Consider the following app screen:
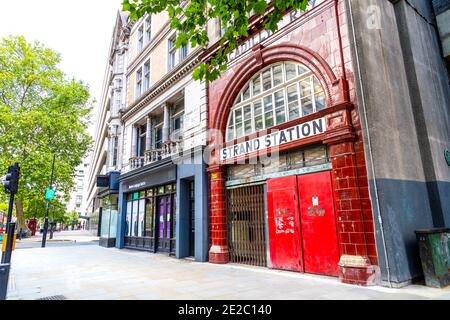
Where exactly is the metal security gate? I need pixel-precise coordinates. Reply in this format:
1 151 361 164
227 184 267 267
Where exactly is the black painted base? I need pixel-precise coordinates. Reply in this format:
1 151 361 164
99 237 116 248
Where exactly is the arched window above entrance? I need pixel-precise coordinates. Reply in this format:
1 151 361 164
225 62 326 142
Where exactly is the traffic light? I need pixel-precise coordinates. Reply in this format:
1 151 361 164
2 163 20 194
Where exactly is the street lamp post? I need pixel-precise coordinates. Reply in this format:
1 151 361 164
41 154 56 248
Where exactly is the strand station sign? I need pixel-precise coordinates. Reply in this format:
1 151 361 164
221 117 327 161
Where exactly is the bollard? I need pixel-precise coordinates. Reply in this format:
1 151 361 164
1 223 16 265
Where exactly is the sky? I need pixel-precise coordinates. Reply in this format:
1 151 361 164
0 0 124 136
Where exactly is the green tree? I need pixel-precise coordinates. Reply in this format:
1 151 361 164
0 36 93 230
122 0 309 81
62 211 80 228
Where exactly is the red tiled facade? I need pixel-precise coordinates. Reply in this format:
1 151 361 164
206 0 380 285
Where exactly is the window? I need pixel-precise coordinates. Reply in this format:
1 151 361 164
218 19 228 38
137 124 147 156
171 112 184 140
226 62 326 141
136 69 142 98
116 54 124 73
168 35 176 70
138 27 144 51
154 125 163 149
168 33 188 70
149 114 164 150
179 43 188 61
145 16 151 43
112 136 118 167
114 90 122 112
124 184 176 244
143 60 150 91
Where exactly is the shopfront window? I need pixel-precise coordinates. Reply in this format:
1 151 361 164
226 62 326 141
100 194 118 239
125 183 176 245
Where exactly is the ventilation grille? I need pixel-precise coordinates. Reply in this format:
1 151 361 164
37 295 66 300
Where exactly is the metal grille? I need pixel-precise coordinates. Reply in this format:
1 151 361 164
37 295 66 300
227 184 267 267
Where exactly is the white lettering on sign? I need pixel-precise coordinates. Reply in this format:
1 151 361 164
221 117 327 161
313 197 319 206
128 182 146 190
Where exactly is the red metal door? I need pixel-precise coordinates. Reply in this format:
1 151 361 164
298 172 340 276
267 176 304 272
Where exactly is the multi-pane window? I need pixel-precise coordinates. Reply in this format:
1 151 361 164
125 184 176 241
136 69 142 98
168 35 177 70
179 43 188 61
114 89 121 112
137 124 147 156
226 62 326 141
168 33 189 70
145 16 151 43
112 136 118 167
151 114 164 149
138 27 144 52
116 54 124 73
144 60 150 91
171 112 184 140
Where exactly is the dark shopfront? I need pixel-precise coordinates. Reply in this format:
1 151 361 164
117 160 177 255
124 183 176 254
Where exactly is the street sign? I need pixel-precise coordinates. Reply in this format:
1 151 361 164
445 150 450 166
45 188 55 200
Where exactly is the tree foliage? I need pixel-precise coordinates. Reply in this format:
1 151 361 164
0 36 93 229
122 0 309 81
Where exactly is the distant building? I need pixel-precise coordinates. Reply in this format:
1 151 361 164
67 159 89 217
84 11 131 241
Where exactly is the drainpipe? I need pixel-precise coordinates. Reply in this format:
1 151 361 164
335 0 350 102
346 0 393 287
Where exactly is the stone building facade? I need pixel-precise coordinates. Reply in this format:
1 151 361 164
114 8 209 262
85 11 131 243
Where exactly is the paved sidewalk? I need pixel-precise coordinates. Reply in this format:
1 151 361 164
5 242 450 300
14 230 99 249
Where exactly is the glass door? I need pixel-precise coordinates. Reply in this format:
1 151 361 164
189 181 195 257
156 194 174 253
